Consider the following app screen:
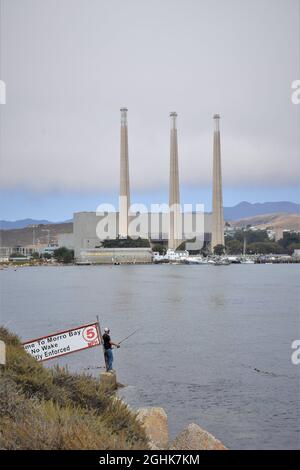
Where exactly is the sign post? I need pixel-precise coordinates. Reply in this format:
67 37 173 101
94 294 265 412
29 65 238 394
23 322 101 362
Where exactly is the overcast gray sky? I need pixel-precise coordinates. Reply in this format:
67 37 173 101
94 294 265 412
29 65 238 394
0 0 299 198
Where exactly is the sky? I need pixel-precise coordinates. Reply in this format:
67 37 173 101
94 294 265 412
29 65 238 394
0 0 299 221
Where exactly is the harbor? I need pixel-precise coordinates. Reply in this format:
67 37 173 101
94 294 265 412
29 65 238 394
152 249 300 265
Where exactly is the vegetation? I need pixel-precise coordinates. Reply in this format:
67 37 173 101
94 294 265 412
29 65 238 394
151 244 166 255
245 242 282 255
225 229 300 255
53 247 74 263
213 244 225 255
225 239 243 255
102 236 150 248
278 231 300 252
0 327 148 450
9 252 26 259
42 252 52 260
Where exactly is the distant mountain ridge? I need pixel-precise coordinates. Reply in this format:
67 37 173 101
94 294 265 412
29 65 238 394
0 202 299 229
0 218 73 230
223 201 299 220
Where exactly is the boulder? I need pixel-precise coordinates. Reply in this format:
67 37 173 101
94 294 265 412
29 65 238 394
100 371 117 391
169 423 227 450
137 407 169 449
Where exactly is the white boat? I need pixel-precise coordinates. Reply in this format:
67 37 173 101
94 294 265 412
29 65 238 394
152 252 166 263
165 249 189 263
240 257 255 264
186 256 209 265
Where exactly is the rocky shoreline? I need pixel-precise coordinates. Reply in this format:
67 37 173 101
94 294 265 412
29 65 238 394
100 371 227 450
137 407 227 450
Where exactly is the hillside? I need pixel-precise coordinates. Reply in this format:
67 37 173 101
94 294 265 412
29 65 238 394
231 212 300 238
0 219 53 230
223 201 300 220
0 327 148 450
0 222 73 248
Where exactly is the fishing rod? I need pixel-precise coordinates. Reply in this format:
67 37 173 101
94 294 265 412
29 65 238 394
118 328 140 345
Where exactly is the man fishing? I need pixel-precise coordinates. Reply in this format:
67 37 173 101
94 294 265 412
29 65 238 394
102 327 120 372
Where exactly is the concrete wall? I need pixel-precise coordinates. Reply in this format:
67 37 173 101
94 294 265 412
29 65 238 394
57 232 74 249
73 211 212 258
77 248 153 264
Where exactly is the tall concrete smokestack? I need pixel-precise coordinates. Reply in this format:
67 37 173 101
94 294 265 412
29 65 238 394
169 112 181 250
119 107 130 238
211 114 224 251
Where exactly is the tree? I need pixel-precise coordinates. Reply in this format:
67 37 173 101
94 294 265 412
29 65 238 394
213 244 225 255
246 242 281 254
102 236 150 248
9 252 25 259
53 247 74 263
226 239 243 254
151 244 165 255
278 232 300 249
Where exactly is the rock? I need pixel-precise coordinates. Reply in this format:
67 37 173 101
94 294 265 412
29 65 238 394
137 407 169 449
100 371 117 391
169 423 227 450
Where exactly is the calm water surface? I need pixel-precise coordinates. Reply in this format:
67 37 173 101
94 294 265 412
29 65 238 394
1 264 299 449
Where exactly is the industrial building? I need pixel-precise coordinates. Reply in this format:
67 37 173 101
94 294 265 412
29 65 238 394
73 210 212 260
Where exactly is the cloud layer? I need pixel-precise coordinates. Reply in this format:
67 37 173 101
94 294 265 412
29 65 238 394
0 0 299 192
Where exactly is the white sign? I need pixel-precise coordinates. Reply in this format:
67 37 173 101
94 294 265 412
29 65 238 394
23 322 101 362
0 340 6 365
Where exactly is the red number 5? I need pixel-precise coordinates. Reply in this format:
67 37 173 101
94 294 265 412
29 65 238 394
83 326 97 342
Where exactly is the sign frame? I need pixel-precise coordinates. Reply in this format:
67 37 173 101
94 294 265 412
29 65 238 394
22 321 102 362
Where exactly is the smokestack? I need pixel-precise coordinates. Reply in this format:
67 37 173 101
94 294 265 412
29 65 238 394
119 107 130 238
169 112 181 250
211 114 224 251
